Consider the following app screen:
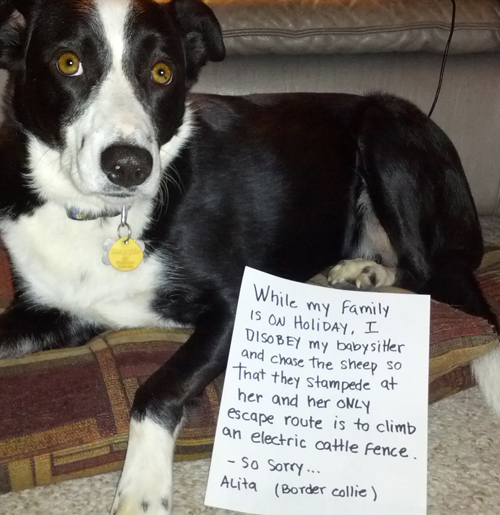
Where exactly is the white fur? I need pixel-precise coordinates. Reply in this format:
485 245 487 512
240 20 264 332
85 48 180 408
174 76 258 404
473 346 500 417
328 258 397 289
0 202 175 328
111 417 178 515
355 187 398 267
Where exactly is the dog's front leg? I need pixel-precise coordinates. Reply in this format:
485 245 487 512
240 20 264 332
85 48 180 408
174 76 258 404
111 302 233 515
0 301 103 358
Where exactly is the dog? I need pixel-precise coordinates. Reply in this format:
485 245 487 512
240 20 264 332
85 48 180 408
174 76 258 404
0 0 496 513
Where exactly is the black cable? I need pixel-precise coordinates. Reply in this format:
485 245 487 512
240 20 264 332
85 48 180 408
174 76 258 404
428 0 456 117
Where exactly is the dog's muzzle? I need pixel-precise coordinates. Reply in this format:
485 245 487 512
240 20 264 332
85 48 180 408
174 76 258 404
101 144 153 188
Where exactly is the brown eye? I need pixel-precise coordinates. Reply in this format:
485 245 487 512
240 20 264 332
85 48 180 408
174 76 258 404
151 62 172 85
57 52 82 76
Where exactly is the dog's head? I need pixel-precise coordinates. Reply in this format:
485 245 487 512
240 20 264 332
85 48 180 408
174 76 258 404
0 0 224 212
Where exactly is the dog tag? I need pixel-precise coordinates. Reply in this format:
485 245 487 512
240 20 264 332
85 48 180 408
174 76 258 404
103 237 145 271
102 205 145 271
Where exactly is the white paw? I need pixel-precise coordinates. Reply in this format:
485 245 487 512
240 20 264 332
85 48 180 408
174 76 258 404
327 258 396 289
111 418 176 515
112 495 170 515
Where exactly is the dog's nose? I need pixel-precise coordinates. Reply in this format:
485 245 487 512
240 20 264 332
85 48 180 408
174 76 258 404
101 145 153 188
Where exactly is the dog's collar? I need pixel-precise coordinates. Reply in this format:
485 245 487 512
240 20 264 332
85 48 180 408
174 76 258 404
66 207 122 221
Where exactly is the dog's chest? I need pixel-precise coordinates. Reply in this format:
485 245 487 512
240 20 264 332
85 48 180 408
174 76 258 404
0 204 175 329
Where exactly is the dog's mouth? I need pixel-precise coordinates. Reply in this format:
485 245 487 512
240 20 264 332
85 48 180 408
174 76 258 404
97 188 148 205
84 178 159 208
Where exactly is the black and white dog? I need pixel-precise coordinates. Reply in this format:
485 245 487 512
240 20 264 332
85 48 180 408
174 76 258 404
0 0 496 513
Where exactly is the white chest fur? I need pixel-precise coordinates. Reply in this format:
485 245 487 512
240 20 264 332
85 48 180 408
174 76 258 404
0 203 176 329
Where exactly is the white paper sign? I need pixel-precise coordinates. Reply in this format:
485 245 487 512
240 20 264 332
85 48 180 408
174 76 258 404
205 267 430 515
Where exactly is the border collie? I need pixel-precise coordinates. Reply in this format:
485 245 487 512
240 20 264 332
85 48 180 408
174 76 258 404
0 0 496 513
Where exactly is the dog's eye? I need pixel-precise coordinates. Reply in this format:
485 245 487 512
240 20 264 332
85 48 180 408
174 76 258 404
151 62 172 85
57 52 83 76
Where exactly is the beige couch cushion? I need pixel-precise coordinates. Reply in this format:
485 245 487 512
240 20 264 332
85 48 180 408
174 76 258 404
207 0 500 55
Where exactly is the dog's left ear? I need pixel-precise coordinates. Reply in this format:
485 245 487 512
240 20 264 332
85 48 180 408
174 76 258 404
169 0 225 87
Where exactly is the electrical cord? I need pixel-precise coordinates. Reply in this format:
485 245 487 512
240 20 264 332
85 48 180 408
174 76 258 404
428 0 456 117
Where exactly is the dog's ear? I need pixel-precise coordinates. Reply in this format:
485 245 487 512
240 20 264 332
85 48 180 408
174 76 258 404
169 0 225 87
0 0 34 71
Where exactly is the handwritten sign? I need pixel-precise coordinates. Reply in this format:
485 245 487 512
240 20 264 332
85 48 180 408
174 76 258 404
205 267 430 515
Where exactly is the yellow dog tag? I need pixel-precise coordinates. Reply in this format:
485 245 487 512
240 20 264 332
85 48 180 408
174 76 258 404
102 206 145 271
103 237 144 271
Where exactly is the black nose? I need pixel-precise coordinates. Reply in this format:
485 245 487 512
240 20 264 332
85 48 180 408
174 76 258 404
101 144 153 188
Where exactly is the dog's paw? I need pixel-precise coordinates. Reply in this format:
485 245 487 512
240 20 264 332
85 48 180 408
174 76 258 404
327 258 396 289
112 493 170 515
111 473 171 515
111 418 175 515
